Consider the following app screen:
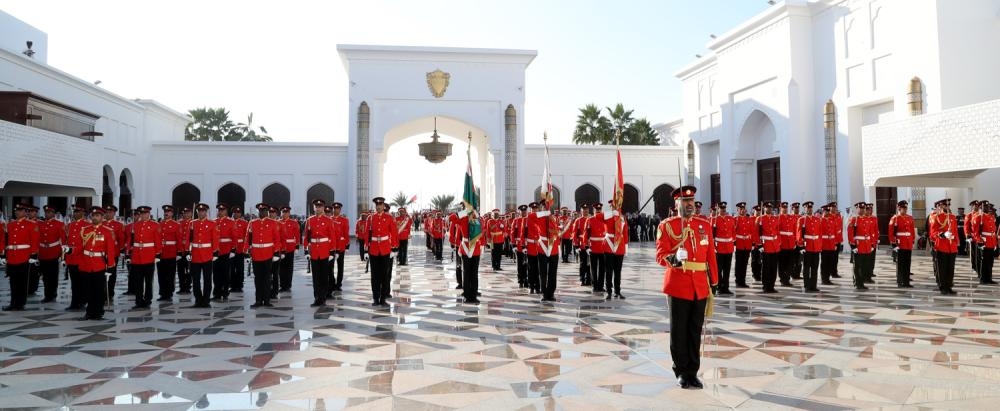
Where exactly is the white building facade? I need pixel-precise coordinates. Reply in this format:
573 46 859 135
676 0 1000 234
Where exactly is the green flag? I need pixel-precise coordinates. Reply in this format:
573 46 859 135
463 139 483 246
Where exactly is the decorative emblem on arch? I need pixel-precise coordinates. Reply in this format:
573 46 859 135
426 69 451 98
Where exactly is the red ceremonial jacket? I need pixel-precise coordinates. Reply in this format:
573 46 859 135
38 218 66 260
365 212 399 256
246 218 282 262
76 223 118 273
712 214 736 254
888 214 917 250
188 218 220 263
656 216 718 301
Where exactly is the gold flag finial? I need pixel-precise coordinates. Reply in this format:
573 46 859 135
543 131 548 142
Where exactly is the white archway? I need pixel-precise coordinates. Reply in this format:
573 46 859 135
731 109 778 204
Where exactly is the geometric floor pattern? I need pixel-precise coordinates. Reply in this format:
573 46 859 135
2 237 1000 410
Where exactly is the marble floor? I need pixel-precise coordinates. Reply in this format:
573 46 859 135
2 240 1000 410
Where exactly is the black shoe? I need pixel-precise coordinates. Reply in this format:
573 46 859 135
791 276 802 280
605 294 613 300
385 294 393 299
804 288 819 293
856 285 869 290
379 301 390 307
157 297 171 302
456 284 463 289
735 284 749 288
372 302 380 306
41 297 56 303
762 288 778 294
864 279 875 284
831 274 842 278
310 302 324 307
719 290 734 296
464 298 480 304
123 291 135 296
250 303 263 308
944 289 958 295
616 293 626 299
77 316 94 321
678 376 692 389
2 305 25 311
263 302 273 307
178 290 191 295
982 281 998 285
821 281 835 285
689 376 704 389
780 282 793 287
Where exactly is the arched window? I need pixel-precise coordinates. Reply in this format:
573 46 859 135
623 183 639 214
262 183 291 209
172 183 201 210
574 184 600 211
118 170 133 217
652 184 676 220
306 183 335 212
686 140 696 183
218 183 246 211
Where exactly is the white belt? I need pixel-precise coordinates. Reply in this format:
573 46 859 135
804 235 819 240
41 241 62 248
132 242 155 248
6 245 30 250
821 235 834 239
736 235 750 240
237 239 245 243
192 243 212 248
780 231 794 236
761 236 776 241
590 237 604 241
83 250 104 257
981 232 994 237
252 243 274 248
310 238 330 243
220 239 232 243
896 233 911 237
853 236 867 240
163 241 177 245
285 239 296 243
606 234 615 239
371 236 389 242
526 239 537 244
716 238 733 243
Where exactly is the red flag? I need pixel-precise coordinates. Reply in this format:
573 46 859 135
612 148 624 211
408 194 417 204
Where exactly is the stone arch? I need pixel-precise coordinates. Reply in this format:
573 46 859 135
101 165 115 208
118 168 133 217
733 109 779 204
262 183 291 209
574 183 600 211
623 183 640 214
217 182 246 211
172 182 200 210
652 184 676 219
533 185 561 209
306 183 335 212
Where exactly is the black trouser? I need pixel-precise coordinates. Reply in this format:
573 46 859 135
177 254 191 292
462 255 480 300
398 239 409 265
132 263 154 306
931 248 940 288
820 250 836 282
936 251 956 292
310 258 330 304
761 252 779 291
252 260 272 304
157 258 177 299
778 249 794 284
126 259 135 295
67 265 84 308
369 255 390 303
84 270 106 319
279 251 294 290
491 243 503 270
538 254 558 299
39 259 59 300
979 247 995 284
433 238 443 260
715 253 732 292
28 260 40 295
516 251 527 286
527 254 540 291
230 253 245 291
332 251 345 289
793 247 803 278
5 263 29 308
358 239 367 260
579 248 590 283
668 296 708 380
853 252 874 287
107 255 119 300
751 248 762 280
734 250 749 286
971 242 981 276
213 254 231 298
590 252 606 291
896 249 912 286
606 253 623 294
561 239 572 262
803 251 819 290
190 262 213 305
453 248 462 285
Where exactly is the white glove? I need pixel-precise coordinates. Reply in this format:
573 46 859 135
586 248 592 255
125 259 131 265
212 256 218 262
154 258 161 263
61 260 67 268
272 255 280 262
29 258 39 265
676 248 688 262
364 252 369 259
185 254 192 262
967 238 973 243
800 248 806 255
229 252 235 258
176 255 182 261
0 258 7 266
328 255 334 261
945 231 954 240
624 245 629 256
62 245 70 254
279 254 286 260
390 252 397 259
851 248 857 254
893 246 899 252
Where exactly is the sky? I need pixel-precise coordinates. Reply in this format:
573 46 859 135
0 0 769 201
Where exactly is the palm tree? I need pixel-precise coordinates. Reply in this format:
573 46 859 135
185 107 239 141
606 103 635 140
430 194 455 212
234 112 273 142
626 118 660 145
389 191 415 208
572 104 611 145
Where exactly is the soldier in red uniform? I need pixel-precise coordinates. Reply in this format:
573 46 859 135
126 206 161 309
848 203 878 289
38 205 66 303
76 206 118 320
583 202 608 294
575 204 592 286
487 209 505 271
25 205 42 296
65 205 89 310
432 211 446 261
524 202 544 294
559 207 573 264
158 205 180 301
303 199 335 307
754 202 781 293
888 201 916 288
277 206 299 292
796 202 823 292
454 206 485 303
750 205 763 281
512 205 529 288
177 207 193 294
230 206 249 293
777 202 797 286
712 202 736 295
732 202 753 289
829 202 844 278
330 202 351 291
972 201 998 285
186 203 220 308
103 205 126 301
2 204 40 311
655 186 717 390
790 202 804 279
123 209 138 297
212 204 236 302
395 206 412 266
929 199 958 294
966 200 981 275
356 213 368 261
366 197 399 306
534 204 562 302
604 200 629 299
246 203 280 307
819 204 838 285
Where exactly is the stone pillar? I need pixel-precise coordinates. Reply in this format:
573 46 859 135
357 102 370 217
823 100 838 204
908 78 927 230
504 105 518 212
